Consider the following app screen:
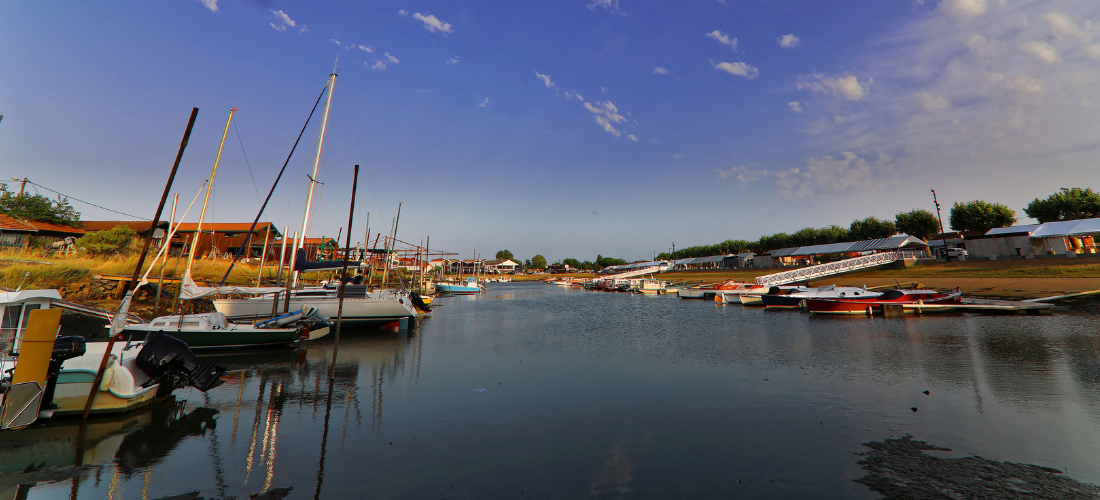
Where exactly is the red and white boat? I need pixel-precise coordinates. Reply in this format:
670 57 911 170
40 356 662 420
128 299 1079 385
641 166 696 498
806 288 962 315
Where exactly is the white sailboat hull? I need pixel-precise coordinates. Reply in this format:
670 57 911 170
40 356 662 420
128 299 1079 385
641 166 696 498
213 294 417 323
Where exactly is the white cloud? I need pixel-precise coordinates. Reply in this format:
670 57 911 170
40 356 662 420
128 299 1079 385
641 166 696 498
271 24 286 32
706 30 738 51
941 0 988 22
398 9 407 16
583 101 626 137
778 34 800 49
714 61 759 79
358 45 374 53
412 13 453 34
565 90 584 101
1087 45 1100 60
916 92 950 112
477 98 489 108
775 152 884 197
652 66 669 75
1044 12 1090 41
1021 40 1059 64
788 101 803 113
797 74 869 100
370 61 386 71
331 39 341 46
199 0 217 12
627 134 638 141
587 0 624 15
533 70 556 89
447 56 460 65
269 10 297 31
384 52 400 64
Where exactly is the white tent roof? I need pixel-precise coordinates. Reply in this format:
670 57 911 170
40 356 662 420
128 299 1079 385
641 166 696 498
1030 218 1100 238
986 225 1041 236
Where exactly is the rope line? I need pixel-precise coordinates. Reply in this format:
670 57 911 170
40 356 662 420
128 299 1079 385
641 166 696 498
26 180 145 219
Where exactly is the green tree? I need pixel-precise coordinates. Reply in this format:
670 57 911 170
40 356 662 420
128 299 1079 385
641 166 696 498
495 249 515 261
530 254 547 269
949 200 1017 233
562 258 582 269
76 225 137 256
0 183 80 227
1023 187 1100 223
894 209 941 240
849 216 897 241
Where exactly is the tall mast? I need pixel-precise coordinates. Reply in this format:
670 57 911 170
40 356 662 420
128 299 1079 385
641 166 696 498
185 107 236 276
295 69 338 287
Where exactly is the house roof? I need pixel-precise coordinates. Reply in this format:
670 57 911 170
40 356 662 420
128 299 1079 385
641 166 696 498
300 237 337 246
172 222 281 236
985 224 1041 237
0 215 37 232
25 220 85 235
484 259 519 266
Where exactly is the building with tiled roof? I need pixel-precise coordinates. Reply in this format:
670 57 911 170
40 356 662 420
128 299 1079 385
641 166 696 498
0 215 37 249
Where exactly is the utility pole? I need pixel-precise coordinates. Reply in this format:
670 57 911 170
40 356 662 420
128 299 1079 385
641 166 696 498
18 178 27 197
931 189 946 257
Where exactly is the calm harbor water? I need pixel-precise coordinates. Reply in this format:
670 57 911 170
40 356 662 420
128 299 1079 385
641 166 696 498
12 282 1100 499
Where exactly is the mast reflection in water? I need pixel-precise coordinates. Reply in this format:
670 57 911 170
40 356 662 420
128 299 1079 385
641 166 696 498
9 284 1100 498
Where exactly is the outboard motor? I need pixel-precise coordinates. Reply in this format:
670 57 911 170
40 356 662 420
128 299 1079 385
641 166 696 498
135 333 225 392
41 336 87 415
409 292 432 312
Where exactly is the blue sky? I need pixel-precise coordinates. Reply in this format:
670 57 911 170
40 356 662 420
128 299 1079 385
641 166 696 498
3 0 1100 263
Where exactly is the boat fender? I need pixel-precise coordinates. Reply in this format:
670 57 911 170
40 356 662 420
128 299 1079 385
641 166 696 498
99 355 119 392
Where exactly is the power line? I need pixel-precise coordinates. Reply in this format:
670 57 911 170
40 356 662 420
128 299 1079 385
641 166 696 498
25 180 145 219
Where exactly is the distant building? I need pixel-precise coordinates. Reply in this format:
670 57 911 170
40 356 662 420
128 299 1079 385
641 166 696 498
483 258 520 273
170 222 283 259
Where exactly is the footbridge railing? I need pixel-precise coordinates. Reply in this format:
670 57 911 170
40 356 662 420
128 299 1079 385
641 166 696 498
755 251 915 286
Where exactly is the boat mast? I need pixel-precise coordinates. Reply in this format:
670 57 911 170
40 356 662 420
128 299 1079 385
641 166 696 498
295 67 338 287
185 107 237 278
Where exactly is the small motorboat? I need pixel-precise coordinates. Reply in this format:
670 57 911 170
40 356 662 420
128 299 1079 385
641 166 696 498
678 280 754 300
436 277 485 294
118 308 330 350
761 285 883 309
806 288 963 315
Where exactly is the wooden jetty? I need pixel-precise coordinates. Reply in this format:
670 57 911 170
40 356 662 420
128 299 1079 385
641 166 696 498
890 297 1054 316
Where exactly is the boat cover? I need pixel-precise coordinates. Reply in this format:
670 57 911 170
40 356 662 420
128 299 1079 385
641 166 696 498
178 270 286 300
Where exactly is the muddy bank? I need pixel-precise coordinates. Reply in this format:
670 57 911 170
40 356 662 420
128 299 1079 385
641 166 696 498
855 436 1100 499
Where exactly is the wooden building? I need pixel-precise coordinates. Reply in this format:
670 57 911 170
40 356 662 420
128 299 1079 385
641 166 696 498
0 215 37 249
171 222 283 260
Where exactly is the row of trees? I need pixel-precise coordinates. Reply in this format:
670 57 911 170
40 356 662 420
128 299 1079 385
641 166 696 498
494 249 629 271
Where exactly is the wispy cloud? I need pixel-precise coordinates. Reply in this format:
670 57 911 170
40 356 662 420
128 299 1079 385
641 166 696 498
788 101 803 113
587 0 624 15
714 61 759 79
384 52 400 64
270 9 296 32
778 33 800 48
584 101 627 137
199 0 217 12
369 61 386 71
533 70 556 89
797 74 869 100
706 30 738 50
565 90 584 101
652 66 669 75
331 39 341 46
397 9 408 16
477 98 490 108
447 56 460 65
715 165 768 183
412 13 453 34
627 134 638 142
358 45 374 53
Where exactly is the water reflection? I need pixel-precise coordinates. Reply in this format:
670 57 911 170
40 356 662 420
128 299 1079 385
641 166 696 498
8 285 1100 498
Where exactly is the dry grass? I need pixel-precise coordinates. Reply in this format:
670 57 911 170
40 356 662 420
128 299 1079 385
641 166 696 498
0 248 286 290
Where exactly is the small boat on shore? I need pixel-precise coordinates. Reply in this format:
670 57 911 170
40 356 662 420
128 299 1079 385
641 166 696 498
678 280 754 300
806 288 962 315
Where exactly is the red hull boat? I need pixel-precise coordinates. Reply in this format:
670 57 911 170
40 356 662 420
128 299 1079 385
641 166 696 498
806 288 962 315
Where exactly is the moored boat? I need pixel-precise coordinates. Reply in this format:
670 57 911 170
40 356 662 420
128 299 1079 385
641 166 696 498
761 285 883 309
436 277 485 294
806 288 963 315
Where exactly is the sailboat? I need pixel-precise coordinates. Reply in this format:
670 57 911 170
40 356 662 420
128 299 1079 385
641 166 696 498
119 108 331 350
211 69 420 325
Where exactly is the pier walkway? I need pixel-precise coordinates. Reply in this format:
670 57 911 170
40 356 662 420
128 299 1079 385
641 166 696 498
755 251 920 286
